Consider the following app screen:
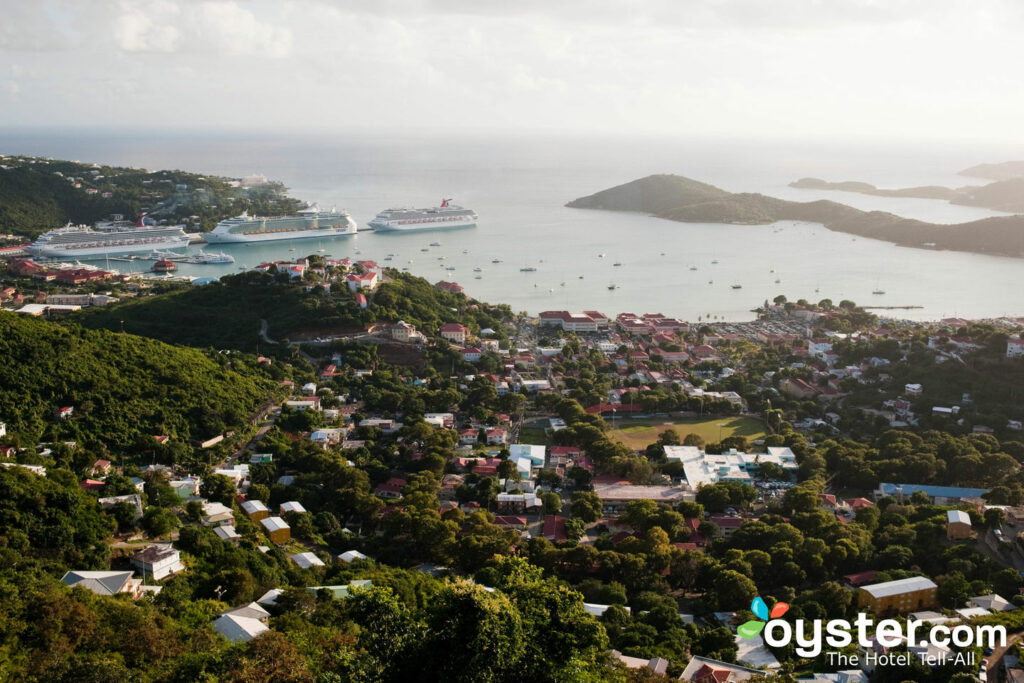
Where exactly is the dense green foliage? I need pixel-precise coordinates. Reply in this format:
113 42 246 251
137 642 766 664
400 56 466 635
0 156 300 237
0 311 274 447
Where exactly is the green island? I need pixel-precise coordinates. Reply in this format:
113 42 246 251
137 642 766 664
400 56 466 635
0 155 301 238
567 174 1024 258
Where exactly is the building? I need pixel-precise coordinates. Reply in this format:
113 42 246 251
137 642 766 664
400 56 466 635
260 516 291 544
130 544 185 581
391 320 418 342
663 445 799 488
946 509 973 540
61 570 142 599
593 483 693 514
1007 338 1024 359
859 577 938 616
440 322 469 344
679 655 763 682
435 281 463 294
345 271 378 292
876 483 989 506
241 499 270 521
461 347 483 362
338 550 368 563
291 552 326 569
212 610 270 643
538 310 600 332
280 501 307 515
201 501 235 526
97 493 145 521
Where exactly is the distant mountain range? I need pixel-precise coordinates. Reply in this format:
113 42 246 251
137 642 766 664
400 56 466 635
789 176 1024 213
566 174 1024 258
959 160 1024 181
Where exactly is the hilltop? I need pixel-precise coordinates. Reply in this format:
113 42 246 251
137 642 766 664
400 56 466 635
0 311 275 448
0 155 302 238
790 176 1024 213
960 160 1024 181
568 174 1024 258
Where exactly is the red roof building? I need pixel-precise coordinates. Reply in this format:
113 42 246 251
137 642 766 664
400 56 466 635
543 515 568 542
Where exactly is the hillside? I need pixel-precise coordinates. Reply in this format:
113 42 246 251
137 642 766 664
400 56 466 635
960 160 1024 181
0 311 275 448
790 176 1024 213
568 174 1024 258
0 155 301 238
74 270 513 351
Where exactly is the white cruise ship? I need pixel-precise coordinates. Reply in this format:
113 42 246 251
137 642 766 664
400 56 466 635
203 205 356 244
368 199 477 232
28 215 190 258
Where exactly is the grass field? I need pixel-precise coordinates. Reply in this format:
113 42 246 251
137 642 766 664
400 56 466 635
517 427 549 445
608 416 766 450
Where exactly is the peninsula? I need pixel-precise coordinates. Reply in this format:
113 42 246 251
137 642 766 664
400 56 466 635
567 174 1024 258
790 176 1024 213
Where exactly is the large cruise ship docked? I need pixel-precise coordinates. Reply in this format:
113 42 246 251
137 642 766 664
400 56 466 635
27 215 190 258
203 205 357 244
367 199 477 232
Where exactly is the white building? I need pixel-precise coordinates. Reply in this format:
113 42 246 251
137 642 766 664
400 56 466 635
130 544 185 581
1007 338 1024 359
291 551 326 569
663 445 799 488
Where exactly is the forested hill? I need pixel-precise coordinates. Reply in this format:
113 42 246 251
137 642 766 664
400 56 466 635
0 311 275 448
0 155 301 237
567 174 1024 258
75 270 513 352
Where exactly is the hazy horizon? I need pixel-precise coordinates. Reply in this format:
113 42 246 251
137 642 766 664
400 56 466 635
2 1 1023 144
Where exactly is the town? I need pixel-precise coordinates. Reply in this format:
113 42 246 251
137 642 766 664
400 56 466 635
3 250 1024 682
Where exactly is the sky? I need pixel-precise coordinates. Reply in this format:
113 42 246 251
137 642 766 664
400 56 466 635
1 0 1022 142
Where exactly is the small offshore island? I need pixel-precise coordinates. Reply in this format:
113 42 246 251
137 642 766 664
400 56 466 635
567 174 1024 258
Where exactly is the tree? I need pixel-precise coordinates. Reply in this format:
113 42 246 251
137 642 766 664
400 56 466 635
571 491 603 522
200 473 236 506
713 569 757 610
141 506 179 537
682 433 706 447
540 491 562 515
497 458 519 481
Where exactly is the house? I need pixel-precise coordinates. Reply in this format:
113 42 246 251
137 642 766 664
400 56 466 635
62 570 142 599
214 525 241 542
946 509 973 540
241 499 270 521
859 577 938 616
338 550 368 563
280 501 307 515
201 501 235 526
307 580 373 599
970 594 1015 612
461 347 483 362
375 477 407 500
543 515 568 541
440 322 469 344
91 459 112 476
345 271 378 292
781 378 817 399
130 544 185 581
56 406 74 420
291 552 326 569
260 516 291 544
391 320 418 342
593 483 693 514
212 612 269 643
679 655 763 682
609 650 669 676
435 281 464 294
97 493 145 521
1008 338 1024 359
537 311 599 332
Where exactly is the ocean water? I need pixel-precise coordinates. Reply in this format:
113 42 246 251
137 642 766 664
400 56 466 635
2 128 1022 322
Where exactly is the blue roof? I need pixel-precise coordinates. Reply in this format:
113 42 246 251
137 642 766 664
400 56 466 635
879 483 988 498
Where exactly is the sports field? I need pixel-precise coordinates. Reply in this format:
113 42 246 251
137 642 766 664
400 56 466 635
608 415 766 450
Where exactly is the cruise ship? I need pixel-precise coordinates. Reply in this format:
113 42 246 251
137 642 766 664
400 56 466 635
27 215 190 258
203 205 356 244
367 199 477 232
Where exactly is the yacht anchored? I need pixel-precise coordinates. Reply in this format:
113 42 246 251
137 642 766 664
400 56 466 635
27 215 190 258
203 205 356 244
368 200 477 232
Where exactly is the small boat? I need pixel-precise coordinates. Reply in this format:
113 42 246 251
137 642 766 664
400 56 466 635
289 247 296 251
660 252 666 256
446 266 456 271
520 267 537 272
607 284 616 290
774 278 781 284
560 282 565 287
598 253 606 258
384 256 393 261
708 280 714 284
473 267 482 272
731 284 742 289
462 249 468 254
492 259 502 263
689 266 698 271
548 288 554 292
613 262 622 267
873 289 885 295
421 248 429 252
711 259 719 264
578 276 584 279
474 275 482 279
430 241 441 247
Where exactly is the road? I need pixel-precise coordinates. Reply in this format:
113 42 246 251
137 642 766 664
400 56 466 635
984 630 1022 679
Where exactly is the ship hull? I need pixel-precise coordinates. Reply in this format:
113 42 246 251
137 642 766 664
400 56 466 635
202 225 357 244
28 236 191 258
369 220 476 233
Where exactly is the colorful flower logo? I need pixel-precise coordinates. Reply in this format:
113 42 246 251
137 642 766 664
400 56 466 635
738 597 789 639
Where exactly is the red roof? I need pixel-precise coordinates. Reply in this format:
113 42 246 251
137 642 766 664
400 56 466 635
440 322 469 333
843 570 879 586
493 516 528 527
543 515 568 541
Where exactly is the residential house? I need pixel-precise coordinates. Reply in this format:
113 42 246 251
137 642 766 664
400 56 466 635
859 577 938 616
440 322 469 344
130 544 185 581
291 552 326 569
201 501 235 527
280 501 307 515
62 570 142 599
461 347 483 362
679 655 763 682
241 499 270 522
946 510 973 540
97 493 145 521
260 516 291 544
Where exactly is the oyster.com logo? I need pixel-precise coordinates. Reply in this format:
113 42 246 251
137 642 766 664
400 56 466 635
738 597 788 639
